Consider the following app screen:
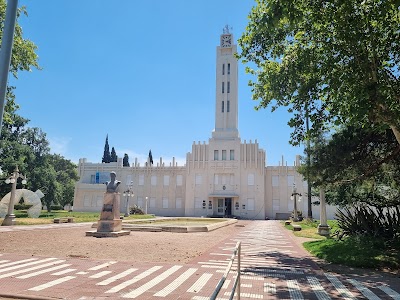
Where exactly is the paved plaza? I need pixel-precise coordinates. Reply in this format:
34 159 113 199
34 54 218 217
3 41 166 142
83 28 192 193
0 220 399 299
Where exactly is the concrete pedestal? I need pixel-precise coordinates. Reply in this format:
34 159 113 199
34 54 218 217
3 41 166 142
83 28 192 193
317 224 331 236
86 193 130 238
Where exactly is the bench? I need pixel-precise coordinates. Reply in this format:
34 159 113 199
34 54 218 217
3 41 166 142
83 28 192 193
53 217 74 223
284 220 291 225
292 224 302 231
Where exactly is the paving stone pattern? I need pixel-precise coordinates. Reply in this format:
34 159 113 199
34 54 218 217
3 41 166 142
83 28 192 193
0 221 399 299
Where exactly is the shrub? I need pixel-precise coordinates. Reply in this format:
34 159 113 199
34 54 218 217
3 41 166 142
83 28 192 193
334 204 400 243
14 204 33 210
130 205 144 215
50 205 64 211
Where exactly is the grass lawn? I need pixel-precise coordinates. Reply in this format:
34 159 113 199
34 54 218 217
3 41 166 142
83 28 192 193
284 219 400 272
0 210 153 225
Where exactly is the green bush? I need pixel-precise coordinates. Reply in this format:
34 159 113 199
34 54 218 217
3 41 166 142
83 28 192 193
130 205 144 215
14 204 33 210
334 204 400 243
50 205 64 211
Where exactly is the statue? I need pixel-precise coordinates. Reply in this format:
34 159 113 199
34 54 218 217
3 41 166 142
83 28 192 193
86 170 130 237
106 171 121 193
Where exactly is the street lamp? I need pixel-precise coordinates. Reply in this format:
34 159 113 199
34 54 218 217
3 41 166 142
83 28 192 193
290 183 302 222
145 196 148 215
123 181 134 217
2 166 27 226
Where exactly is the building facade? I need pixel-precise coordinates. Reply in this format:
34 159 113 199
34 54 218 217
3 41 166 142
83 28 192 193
73 29 336 220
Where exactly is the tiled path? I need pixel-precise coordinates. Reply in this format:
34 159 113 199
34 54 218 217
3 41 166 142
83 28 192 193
0 220 399 299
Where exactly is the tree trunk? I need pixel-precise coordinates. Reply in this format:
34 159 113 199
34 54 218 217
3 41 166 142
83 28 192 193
390 125 400 145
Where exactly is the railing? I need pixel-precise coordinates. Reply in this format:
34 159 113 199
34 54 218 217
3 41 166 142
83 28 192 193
210 241 241 300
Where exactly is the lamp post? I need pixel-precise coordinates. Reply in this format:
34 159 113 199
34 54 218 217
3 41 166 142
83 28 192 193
2 166 27 226
145 196 148 215
290 183 302 222
123 181 134 217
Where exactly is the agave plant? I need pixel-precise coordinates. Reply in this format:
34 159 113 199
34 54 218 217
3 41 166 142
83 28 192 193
334 204 400 243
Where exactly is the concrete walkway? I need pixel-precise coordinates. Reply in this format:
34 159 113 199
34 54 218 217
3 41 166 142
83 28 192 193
0 220 399 299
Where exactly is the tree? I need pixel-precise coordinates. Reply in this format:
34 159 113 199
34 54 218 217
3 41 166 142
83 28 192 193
0 2 78 211
47 154 79 207
101 135 111 163
123 153 130 167
299 124 400 207
0 1 40 124
110 147 117 162
238 0 400 146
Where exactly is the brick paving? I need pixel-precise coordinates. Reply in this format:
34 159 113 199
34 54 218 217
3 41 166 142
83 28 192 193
0 220 399 299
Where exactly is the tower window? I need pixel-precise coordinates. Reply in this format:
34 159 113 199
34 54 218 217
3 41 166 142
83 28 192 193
227 82 230 93
222 150 227 160
214 150 219 160
228 63 230 74
227 101 230 112
222 64 225 75
230 150 234 160
222 82 224 93
222 101 224 112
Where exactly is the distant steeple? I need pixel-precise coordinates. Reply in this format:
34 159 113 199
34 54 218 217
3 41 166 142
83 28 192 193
102 134 111 163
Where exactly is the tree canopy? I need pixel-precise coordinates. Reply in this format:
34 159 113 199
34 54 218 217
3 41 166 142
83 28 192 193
299 124 400 207
238 0 400 146
0 2 78 210
0 0 40 123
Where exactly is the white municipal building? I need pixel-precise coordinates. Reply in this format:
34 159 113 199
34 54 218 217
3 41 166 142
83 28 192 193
73 29 336 220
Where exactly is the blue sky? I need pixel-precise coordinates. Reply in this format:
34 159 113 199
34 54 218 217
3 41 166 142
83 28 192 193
10 0 303 166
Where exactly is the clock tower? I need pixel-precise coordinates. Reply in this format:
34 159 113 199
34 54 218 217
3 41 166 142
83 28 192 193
212 25 239 140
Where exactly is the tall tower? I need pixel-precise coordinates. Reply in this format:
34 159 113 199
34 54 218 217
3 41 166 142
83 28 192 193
212 25 239 140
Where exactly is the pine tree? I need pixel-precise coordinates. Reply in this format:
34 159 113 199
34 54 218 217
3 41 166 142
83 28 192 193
123 153 130 167
102 135 111 163
110 147 118 162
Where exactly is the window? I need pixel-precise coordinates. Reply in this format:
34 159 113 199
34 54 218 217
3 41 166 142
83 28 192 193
247 198 255 211
273 199 280 211
222 175 227 185
222 150 227 160
227 82 230 93
222 64 225 75
228 63 230 74
287 175 295 187
214 174 219 184
222 82 224 93
90 175 95 184
195 197 202 209
137 197 143 208
163 175 169 186
227 100 230 112
272 175 279 187
176 198 182 209
151 175 157 186
214 150 219 160
126 175 132 186
222 101 224 112
162 197 169 209
139 174 144 186
176 175 183 186
248 173 255 186
230 150 234 160
150 197 156 208
195 174 202 185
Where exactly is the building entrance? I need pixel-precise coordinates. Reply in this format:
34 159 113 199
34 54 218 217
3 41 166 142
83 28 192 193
217 198 232 216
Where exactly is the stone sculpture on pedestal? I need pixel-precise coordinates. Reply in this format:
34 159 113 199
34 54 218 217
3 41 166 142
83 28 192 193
86 171 130 237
